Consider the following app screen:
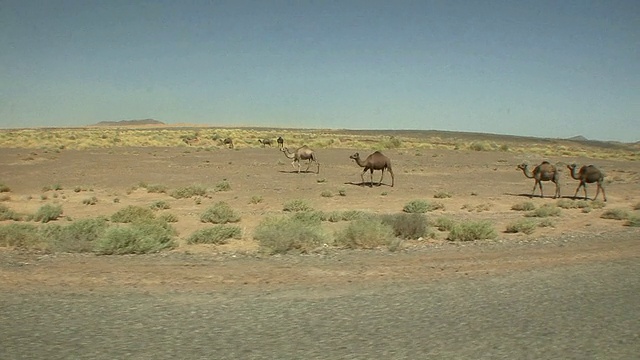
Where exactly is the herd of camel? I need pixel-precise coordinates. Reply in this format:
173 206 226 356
188 135 606 201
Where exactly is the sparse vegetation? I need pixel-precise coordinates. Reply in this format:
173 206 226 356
0 183 10 192
283 199 313 212
291 211 326 225
33 204 63 223
320 190 333 198
170 185 207 199
403 199 444 213
505 219 537 235
200 202 241 224
150 200 171 210
254 216 328 254
0 223 45 250
633 202 640 211
111 205 155 223
527 205 561 218
158 213 179 223
187 225 242 244
338 189 347 196
379 213 430 240
448 221 497 241
626 215 640 227
434 191 452 199
94 220 177 255
43 218 109 253
0 204 21 221
335 218 395 249
145 184 169 193
215 180 231 192
82 196 98 205
250 195 263 204
600 208 630 220
433 216 456 232
511 201 536 211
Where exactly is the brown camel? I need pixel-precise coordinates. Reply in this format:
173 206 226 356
277 136 284 149
350 151 395 187
222 138 234 149
258 139 273 147
280 146 320 174
517 161 561 198
567 163 606 201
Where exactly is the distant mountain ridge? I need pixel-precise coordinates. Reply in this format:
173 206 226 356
92 119 165 126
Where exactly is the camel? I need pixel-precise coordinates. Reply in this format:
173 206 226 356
222 138 234 149
517 161 561 198
567 163 607 201
280 146 320 174
258 139 273 147
349 151 395 187
277 136 284 149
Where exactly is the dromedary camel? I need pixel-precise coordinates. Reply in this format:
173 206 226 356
280 146 320 174
567 163 607 201
350 151 395 187
517 161 561 198
222 138 234 149
258 139 273 147
277 136 284 149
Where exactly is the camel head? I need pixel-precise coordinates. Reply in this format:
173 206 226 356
516 162 528 171
349 152 360 161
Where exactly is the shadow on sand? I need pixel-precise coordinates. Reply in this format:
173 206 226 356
503 193 576 200
344 181 391 187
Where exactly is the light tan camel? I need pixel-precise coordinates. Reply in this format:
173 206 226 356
222 138 234 149
280 146 320 174
567 163 606 201
517 161 561 198
277 136 284 149
258 139 273 147
350 151 395 187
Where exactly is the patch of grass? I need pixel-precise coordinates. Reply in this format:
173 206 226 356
0 204 21 221
335 218 395 250
283 199 313 212
600 208 630 220
379 213 430 240
433 216 456 232
170 184 207 199
214 180 231 192
633 202 640 211
94 220 177 255
82 196 98 205
433 191 452 199
111 205 155 223
146 184 168 193
527 205 561 218
325 211 345 222
157 213 179 223
505 219 537 235
200 202 241 224
338 189 347 196
538 218 555 228
187 225 242 244
150 200 171 210
340 210 373 221
403 199 444 213
448 221 497 241
626 215 640 227
556 199 595 209
0 223 45 251
254 216 329 254
320 190 333 198
511 201 536 211
316 178 327 183
43 218 109 253
291 211 326 225
0 183 10 192
249 195 263 204
33 204 63 223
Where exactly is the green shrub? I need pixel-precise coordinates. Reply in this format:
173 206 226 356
505 219 537 235
150 200 171 210
448 221 497 241
335 218 395 249
250 195 263 204
325 211 345 222
33 204 63 223
0 204 21 221
94 221 177 255
527 205 561 218
254 216 328 254
433 216 456 232
626 215 640 227
291 211 326 225
111 205 155 223
283 199 313 212
0 223 44 250
600 208 629 220
511 201 536 211
170 185 207 199
215 180 231 192
338 189 347 196
340 210 374 221
538 218 555 228
200 202 240 224
0 183 10 192
379 213 429 240
320 190 333 198
82 196 98 205
187 225 242 244
403 200 444 213
158 213 179 223
146 184 168 193
556 199 593 209
43 218 109 253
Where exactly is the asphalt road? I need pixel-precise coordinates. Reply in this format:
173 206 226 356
2 257 638 360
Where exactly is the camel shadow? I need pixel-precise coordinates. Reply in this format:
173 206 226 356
278 170 315 174
504 193 574 200
344 181 390 187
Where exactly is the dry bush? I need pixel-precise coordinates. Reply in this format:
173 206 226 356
403 200 444 213
254 216 329 254
283 199 313 212
111 205 155 223
511 201 536 211
527 205 561 218
187 225 242 244
379 213 430 240
170 185 207 199
335 218 395 249
448 221 497 241
200 202 241 224
600 209 630 220
33 204 63 223
94 220 177 255
505 219 537 235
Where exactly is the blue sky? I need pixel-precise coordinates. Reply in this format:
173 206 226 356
1 1 638 142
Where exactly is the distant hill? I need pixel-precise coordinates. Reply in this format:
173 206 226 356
92 119 165 126
567 135 588 141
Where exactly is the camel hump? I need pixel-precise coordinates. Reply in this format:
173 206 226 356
541 161 550 164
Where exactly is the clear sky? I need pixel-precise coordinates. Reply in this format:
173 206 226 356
1 1 639 142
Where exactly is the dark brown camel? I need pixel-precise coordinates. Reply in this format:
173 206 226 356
222 138 234 149
349 151 395 187
517 161 561 198
567 163 606 201
277 136 284 149
280 146 320 174
258 139 273 147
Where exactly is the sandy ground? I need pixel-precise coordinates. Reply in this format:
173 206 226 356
0 142 639 292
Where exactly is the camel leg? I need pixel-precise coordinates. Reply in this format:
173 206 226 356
360 170 366 186
369 169 374 187
388 168 394 187
582 183 588 200
573 184 581 199
378 169 385 186
554 182 560 199
304 160 311 173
